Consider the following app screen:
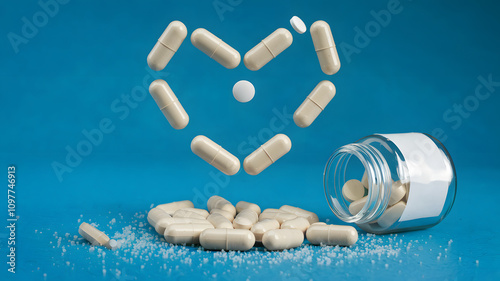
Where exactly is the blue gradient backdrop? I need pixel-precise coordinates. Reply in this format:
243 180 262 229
1 0 499 280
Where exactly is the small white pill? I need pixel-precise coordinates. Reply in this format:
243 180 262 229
306 224 358 246
349 196 368 215
293 80 335 128
376 201 406 228
79 223 116 250
279 205 319 224
236 201 261 215
147 21 187 71
149 79 189 130
251 219 280 242
191 136 240 176
207 213 233 229
244 28 293 71
200 229 255 251
164 223 214 245
342 179 365 203
156 200 194 215
173 209 207 220
389 181 407 206
191 28 241 69
262 229 304 251
290 16 307 34
210 209 235 222
147 207 173 234
207 196 237 217
233 209 259 230
281 217 310 234
310 20 341 75
243 134 292 175
232 80 255 103
259 210 297 224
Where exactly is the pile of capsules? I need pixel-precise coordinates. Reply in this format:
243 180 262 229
147 16 340 176
146 196 358 251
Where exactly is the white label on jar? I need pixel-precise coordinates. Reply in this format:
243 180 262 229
379 133 453 222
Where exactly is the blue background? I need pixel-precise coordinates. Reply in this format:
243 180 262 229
1 0 499 280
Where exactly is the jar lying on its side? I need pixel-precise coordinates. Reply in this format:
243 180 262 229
324 133 457 234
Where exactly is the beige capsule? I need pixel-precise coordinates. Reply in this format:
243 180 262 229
147 21 187 71
310 222 327 226
191 28 240 69
164 223 214 245
259 210 297 224
279 205 319 224
78 222 118 250
306 224 358 246
158 217 213 231
281 217 310 234
173 209 207 220
207 196 237 216
262 229 304 251
210 209 235 222
147 207 172 234
349 196 368 215
236 201 261 215
207 213 233 229
251 219 280 242
175 208 209 218
376 201 406 228
389 181 407 206
244 28 293 71
200 229 255 251
243 134 292 175
191 136 240 176
310 20 341 75
342 179 365 203
149 79 189 130
293 81 336 128
233 209 259 230
156 200 194 215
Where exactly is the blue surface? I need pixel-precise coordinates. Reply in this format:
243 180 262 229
1 0 500 280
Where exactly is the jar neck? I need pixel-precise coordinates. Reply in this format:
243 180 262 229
324 142 392 224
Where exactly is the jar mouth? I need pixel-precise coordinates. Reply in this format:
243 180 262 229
324 142 392 224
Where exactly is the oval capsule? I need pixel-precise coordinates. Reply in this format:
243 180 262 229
243 134 291 175
293 80 335 128
262 229 304 251
200 229 255 251
207 213 233 229
207 196 237 216
147 207 172 234
244 28 293 71
310 20 341 75
281 217 310 234
149 79 189 130
147 21 187 71
175 208 209 218
236 201 261 215
191 28 240 69
156 200 194 215
349 196 368 215
306 224 358 246
389 181 407 206
251 219 280 242
279 205 319 224
376 201 406 228
233 209 259 230
157 217 212 232
79 223 117 250
164 223 214 245
210 209 235 222
173 209 207 220
342 179 365 203
259 210 297 224
191 136 240 176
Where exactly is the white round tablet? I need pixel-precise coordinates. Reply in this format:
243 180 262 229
233 80 255 103
290 16 306 34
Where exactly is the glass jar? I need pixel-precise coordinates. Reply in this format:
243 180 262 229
323 133 457 234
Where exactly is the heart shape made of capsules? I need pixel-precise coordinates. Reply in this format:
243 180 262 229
147 19 340 176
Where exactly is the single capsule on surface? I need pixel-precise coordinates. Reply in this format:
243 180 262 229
233 209 259 230
191 28 240 69
251 219 280 242
293 80 335 128
79 222 118 250
279 205 319 224
191 136 240 176
262 229 304 251
164 223 214 245
236 201 261 215
207 196 237 216
207 213 234 229
244 28 293 71
156 200 194 215
342 179 365 203
281 217 310 234
147 207 172 234
210 208 235 222
243 134 291 175
310 20 341 75
306 224 358 246
147 21 187 71
200 229 255 251
149 79 189 130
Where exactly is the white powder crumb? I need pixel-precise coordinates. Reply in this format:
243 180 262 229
150 203 154 208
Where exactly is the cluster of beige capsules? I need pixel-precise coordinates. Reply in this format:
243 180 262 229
342 172 408 232
147 18 340 176
146 196 358 251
